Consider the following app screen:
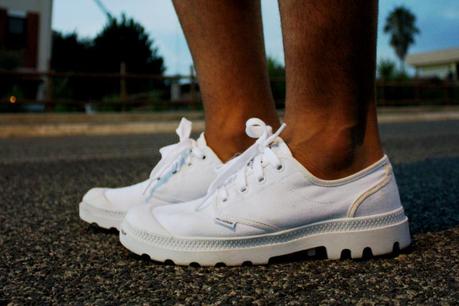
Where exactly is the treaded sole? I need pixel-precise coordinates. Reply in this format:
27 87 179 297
79 202 124 231
119 209 411 266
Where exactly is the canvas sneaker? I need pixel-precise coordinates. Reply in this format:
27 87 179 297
79 118 223 230
120 118 411 266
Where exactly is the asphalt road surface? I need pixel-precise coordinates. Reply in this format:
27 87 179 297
1 120 458 304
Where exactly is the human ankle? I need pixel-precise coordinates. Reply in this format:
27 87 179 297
282 124 383 180
205 128 254 162
204 111 280 162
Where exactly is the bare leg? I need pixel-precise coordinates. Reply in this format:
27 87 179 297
173 0 280 161
279 0 383 179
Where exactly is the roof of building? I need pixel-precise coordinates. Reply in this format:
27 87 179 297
406 47 459 66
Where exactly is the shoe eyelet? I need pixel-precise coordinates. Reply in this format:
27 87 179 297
202 155 207 160
172 170 177 175
240 186 248 193
258 177 265 183
156 177 161 181
188 163 193 167
275 164 284 172
222 198 228 202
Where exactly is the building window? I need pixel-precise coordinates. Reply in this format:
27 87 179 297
7 15 27 50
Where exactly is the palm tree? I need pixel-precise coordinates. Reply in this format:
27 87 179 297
384 6 420 71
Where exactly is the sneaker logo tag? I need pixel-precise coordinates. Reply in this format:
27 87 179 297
215 217 237 230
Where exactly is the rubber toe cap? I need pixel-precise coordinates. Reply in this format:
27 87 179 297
82 188 110 207
125 204 171 237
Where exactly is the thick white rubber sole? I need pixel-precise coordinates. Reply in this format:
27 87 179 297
119 208 411 266
79 202 124 231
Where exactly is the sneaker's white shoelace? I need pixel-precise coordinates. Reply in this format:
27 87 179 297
143 118 205 197
216 122 286 203
196 118 286 210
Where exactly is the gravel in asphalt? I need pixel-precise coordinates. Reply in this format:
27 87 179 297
0 120 458 304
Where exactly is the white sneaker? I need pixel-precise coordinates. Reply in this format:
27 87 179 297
79 118 223 230
120 119 411 266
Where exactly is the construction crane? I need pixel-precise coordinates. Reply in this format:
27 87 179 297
93 0 113 20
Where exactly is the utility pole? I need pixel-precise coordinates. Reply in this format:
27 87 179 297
93 0 113 20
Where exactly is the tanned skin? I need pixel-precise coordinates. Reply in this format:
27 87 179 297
173 0 383 179
173 0 280 162
279 0 383 179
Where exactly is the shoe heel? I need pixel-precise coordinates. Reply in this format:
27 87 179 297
322 219 411 260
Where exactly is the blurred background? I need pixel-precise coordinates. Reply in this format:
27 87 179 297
0 0 458 113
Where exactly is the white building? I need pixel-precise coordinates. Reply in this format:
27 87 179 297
0 0 53 72
406 48 459 81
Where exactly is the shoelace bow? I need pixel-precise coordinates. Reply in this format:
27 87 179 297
143 118 206 196
196 118 286 210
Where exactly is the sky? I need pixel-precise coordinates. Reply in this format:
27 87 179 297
52 0 459 75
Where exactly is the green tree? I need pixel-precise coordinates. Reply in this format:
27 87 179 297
51 15 166 105
266 57 285 108
91 14 166 104
92 14 165 74
267 56 285 79
377 58 410 81
383 6 420 71
378 59 397 81
51 31 91 72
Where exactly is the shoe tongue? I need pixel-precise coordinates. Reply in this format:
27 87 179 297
269 137 292 158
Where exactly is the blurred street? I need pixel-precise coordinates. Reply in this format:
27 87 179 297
0 119 458 304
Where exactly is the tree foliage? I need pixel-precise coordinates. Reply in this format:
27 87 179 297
52 15 164 75
266 56 285 108
92 14 164 74
267 56 285 79
384 6 420 70
51 32 91 72
50 15 165 103
378 59 397 80
377 58 409 81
